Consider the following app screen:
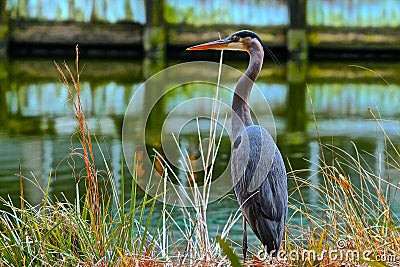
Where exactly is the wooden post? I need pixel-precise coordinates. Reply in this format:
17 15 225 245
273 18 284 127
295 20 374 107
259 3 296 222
287 0 308 60
68 0 75 19
0 0 8 58
144 0 166 60
286 0 308 135
286 60 307 134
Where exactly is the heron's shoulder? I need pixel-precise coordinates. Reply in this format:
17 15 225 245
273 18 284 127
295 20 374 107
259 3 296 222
243 125 271 136
241 125 275 144
233 125 276 155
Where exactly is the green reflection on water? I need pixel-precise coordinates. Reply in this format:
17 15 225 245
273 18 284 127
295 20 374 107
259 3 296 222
0 58 399 246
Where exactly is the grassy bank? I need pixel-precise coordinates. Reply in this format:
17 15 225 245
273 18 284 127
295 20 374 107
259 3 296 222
0 49 399 266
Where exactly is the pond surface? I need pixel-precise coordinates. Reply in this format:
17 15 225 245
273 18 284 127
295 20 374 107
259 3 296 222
0 57 399 248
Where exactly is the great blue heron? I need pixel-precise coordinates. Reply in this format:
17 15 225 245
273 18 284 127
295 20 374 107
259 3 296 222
187 30 288 260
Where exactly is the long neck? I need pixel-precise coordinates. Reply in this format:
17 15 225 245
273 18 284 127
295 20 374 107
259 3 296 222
232 44 264 138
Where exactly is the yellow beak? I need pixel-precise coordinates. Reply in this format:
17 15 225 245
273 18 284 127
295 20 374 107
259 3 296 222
187 39 246 51
186 39 230 51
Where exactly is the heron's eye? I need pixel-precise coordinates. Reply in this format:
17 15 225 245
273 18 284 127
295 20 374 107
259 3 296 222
231 35 240 42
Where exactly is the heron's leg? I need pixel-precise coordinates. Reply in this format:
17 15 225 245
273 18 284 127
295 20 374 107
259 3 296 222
242 215 248 262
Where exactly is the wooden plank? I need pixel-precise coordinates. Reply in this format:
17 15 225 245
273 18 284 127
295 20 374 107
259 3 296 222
6 20 400 56
167 25 286 47
308 27 400 49
9 20 143 45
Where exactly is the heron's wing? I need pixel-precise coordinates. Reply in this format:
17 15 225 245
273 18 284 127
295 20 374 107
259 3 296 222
255 154 287 252
231 125 277 206
258 149 288 221
231 125 288 251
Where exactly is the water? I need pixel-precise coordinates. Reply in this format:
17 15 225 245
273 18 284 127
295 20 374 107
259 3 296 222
0 58 399 247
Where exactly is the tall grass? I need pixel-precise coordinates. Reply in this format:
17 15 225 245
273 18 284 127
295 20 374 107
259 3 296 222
0 48 399 266
54 46 102 251
0 47 164 266
282 106 400 266
0 46 234 266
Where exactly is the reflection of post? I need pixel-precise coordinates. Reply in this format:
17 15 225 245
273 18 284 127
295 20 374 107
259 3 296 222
138 59 167 182
142 58 165 80
143 60 166 147
21 139 52 205
286 60 307 133
284 60 309 172
144 0 166 60
287 0 308 60
0 60 7 122
0 86 6 122
142 39 167 143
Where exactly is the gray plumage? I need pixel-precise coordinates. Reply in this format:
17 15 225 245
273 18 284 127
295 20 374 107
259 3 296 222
228 30 288 257
231 125 287 255
187 30 288 259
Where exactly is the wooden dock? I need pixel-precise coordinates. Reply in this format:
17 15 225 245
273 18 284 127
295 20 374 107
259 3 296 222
1 0 400 59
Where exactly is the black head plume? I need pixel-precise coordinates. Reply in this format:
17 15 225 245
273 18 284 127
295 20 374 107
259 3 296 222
229 30 280 65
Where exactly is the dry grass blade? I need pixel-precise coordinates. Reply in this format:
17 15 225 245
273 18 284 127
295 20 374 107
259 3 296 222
54 45 102 251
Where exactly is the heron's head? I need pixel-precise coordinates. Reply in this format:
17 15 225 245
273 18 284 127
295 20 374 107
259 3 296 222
186 30 265 53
